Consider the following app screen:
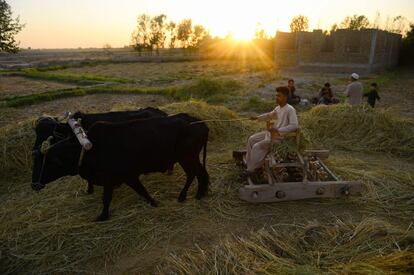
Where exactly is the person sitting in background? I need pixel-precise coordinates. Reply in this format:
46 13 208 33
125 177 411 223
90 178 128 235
346 73 363 105
312 82 332 104
246 86 298 177
287 79 301 105
318 90 333 105
364 83 381 108
317 82 339 105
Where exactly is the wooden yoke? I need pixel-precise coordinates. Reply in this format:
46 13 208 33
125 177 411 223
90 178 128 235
68 114 93 151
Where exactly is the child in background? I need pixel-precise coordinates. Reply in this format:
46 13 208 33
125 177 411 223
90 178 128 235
364 83 381 108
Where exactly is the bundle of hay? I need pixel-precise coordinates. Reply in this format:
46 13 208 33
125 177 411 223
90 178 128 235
0 120 35 184
271 132 310 161
301 104 414 158
161 100 255 141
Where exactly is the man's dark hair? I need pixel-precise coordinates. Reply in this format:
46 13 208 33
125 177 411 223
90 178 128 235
371 82 378 87
288 79 294 84
276 86 290 97
324 82 331 87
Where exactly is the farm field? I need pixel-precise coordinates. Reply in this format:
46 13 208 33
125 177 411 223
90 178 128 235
0 56 413 274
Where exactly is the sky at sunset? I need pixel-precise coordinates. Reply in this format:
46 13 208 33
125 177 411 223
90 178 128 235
8 0 414 49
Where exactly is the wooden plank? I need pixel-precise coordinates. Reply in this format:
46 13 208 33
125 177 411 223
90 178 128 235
304 150 330 160
271 162 303 168
239 181 362 203
317 157 340 181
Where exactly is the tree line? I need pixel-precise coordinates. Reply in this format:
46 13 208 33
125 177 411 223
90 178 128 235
130 14 209 55
289 13 411 34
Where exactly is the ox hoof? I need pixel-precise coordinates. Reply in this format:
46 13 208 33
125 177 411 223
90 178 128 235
195 195 202 200
195 193 206 200
150 200 158 207
87 189 94 194
178 194 187 202
95 214 109 222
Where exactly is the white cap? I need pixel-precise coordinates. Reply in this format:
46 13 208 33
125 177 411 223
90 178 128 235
351 73 359 80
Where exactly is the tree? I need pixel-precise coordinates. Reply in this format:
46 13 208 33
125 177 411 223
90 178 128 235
390 16 409 35
131 14 152 55
0 0 25 53
400 23 414 65
177 19 193 48
330 23 338 33
167 21 177 48
189 24 207 49
150 14 167 55
290 15 309 33
102 43 112 56
340 15 370 30
254 23 267 40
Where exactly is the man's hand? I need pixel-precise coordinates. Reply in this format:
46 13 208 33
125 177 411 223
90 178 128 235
269 128 279 137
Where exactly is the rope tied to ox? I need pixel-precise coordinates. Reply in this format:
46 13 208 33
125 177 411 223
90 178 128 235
189 118 251 125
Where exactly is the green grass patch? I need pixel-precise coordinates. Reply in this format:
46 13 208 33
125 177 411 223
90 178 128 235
34 60 115 72
20 68 134 85
172 78 244 103
2 78 245 108
241 95 275 113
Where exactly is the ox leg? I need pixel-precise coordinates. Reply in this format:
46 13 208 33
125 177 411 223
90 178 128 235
195 164 209 200
87 182 94 194
178 160 199 202
96 185 113 222
126 179 158 207
178 174 196 202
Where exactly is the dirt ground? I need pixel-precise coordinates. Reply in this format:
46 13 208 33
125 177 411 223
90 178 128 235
0 60 413 274
378 69 414 118
0 76 75 100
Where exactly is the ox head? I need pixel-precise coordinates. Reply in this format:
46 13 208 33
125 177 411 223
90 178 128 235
31 116 79 191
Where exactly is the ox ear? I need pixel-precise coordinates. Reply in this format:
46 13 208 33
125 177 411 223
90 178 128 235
56 111 71 123
36 115 57 126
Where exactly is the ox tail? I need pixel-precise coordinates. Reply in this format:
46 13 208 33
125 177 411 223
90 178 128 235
202 133 208 169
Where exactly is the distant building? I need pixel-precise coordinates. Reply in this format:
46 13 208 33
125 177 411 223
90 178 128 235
274 29 402 73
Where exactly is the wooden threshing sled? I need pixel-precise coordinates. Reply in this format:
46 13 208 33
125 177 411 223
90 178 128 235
233 122 362 203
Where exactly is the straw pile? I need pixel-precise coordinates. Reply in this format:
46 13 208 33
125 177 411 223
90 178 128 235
0 120 35 185
161 100 257 141
158 218 414 274
300 104 414 158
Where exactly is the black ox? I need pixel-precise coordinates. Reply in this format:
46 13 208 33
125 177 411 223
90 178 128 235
33 107 168 194
31 111 209 221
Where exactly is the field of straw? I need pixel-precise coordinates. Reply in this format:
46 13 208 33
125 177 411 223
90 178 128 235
0 59 413 274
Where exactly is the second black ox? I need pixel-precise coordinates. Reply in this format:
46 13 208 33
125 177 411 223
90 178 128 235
31 113 209 221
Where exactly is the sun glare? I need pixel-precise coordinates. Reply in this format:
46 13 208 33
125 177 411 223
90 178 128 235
231 28 255 41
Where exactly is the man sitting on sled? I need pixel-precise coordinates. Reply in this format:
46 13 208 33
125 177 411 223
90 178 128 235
246 86 298 178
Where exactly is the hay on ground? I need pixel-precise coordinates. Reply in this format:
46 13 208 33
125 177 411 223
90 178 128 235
158 218 414 274
300 104 414 158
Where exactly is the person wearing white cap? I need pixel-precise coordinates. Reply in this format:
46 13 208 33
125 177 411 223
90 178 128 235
345 73 363 105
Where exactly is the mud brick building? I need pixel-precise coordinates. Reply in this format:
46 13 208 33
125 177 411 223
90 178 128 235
274 29 401 73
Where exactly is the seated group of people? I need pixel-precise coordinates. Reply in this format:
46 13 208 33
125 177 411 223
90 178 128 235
245 73 381 179
287 74 381 107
